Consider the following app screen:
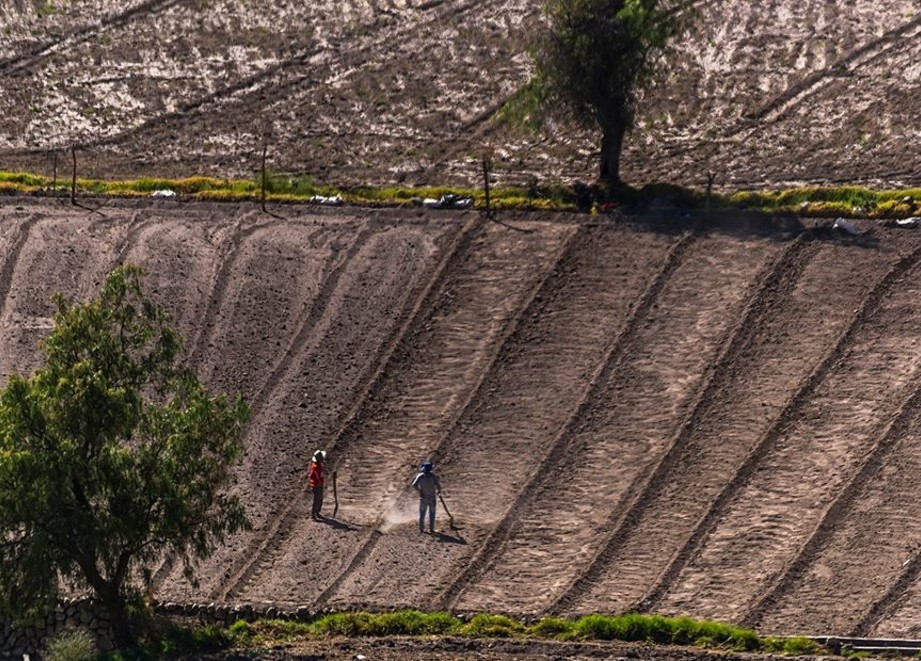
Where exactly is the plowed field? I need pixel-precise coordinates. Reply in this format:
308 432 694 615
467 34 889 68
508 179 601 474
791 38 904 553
3 0 921 643
0 1 920 189
3 197 921 639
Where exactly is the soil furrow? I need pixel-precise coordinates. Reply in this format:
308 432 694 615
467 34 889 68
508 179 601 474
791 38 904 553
185 214 271 368
749 382 921 636
449 229 785 615
307 224 679 614
212 216 480 602
642 236 919 624
854 530 921 637
437 229 702 611
740 253 921 635
165 219 371 600
237 218 576 608
745 14 921 125
41 0 487 156
0 213 40 328
0 0 184 74
0 211 136 380
547 232 817 615
153 217 367 600
154 218 458 604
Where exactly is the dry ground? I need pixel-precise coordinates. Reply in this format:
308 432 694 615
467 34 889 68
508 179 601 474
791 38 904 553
0 1 920 189
3 196 921 640
3 0 921 644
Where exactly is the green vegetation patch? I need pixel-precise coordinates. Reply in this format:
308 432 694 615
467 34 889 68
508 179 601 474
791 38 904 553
62 610 833 658
2 168 919 220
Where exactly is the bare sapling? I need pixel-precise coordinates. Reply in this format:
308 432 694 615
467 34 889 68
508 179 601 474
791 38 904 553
70 145 77 205
482 148 493 219
261 139 268 213
706 171 717 220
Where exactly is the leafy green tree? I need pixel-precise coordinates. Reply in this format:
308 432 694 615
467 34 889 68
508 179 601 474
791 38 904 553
0 265 249 649
530 0 690 183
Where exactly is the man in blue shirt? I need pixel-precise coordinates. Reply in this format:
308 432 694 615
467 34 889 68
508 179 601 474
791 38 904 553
411 460 442 533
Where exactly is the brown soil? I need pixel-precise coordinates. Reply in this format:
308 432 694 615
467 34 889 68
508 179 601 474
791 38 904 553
4 196 921 640
4 0 921 650
0 1 920 190
205 636 800 661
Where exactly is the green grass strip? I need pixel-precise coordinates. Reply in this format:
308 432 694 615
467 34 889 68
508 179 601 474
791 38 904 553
90 610 827 658
214 610 825 656
2 169 919 220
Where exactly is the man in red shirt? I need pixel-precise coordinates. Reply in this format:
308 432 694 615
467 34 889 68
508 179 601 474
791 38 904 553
308 450 327 520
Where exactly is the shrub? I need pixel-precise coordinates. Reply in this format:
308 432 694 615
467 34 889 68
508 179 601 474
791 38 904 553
228 619 251 642
311 612 376 637
572 614 627 640
527 616 575 638
369 610 461 636
42 628 97 661
460 614 525 638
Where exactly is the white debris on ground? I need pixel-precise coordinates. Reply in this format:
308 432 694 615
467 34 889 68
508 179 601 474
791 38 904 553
833 218 859 235
151 189 176 197
420 194 474 209
310 194 342 206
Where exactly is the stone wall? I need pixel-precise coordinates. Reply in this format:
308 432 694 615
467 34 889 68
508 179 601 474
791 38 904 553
0 599 112 659
0 599 320 658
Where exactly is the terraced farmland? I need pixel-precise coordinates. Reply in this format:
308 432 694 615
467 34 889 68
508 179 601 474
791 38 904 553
2 197 921 638
3 0 921 642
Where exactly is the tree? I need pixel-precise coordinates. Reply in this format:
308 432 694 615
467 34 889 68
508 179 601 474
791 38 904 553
0 265 249 648
531 0 690 183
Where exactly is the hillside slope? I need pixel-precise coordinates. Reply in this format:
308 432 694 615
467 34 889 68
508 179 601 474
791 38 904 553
0 0 919 189
2 198 921 638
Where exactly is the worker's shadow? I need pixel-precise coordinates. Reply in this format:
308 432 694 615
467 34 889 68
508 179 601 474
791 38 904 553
317 516 359 532
431 530 466 545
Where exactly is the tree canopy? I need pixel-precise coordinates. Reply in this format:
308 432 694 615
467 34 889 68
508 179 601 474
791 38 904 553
531 0 690 183
0 265 249 648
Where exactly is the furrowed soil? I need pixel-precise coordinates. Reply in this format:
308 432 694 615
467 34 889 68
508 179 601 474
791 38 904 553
3 196 921 643
0 1 919 189
4 0 921 650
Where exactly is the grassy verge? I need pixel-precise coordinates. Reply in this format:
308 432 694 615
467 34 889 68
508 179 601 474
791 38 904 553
85 610 826 659
2 170 919 219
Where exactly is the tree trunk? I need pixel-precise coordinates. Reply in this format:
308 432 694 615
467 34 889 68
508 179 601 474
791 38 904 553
599 124 626 184
106 589 135 650
98 582 135 649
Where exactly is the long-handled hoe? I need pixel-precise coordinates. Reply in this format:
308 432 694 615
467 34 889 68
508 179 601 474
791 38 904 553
332 470 339 518
438 492 458 531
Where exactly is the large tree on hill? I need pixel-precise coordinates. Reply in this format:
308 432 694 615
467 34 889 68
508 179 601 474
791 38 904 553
532 0 690 183
0 265 249 649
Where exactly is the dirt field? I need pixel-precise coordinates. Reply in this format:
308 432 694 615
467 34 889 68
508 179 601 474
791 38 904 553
3 196 921 640
3 0 921 645
206 636 795 661
0 1 920 190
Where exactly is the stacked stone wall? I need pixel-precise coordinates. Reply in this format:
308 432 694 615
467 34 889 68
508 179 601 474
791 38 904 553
0 600 321 658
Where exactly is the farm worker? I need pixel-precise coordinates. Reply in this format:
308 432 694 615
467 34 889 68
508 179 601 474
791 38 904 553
411 460 442 533
308 450 327 520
